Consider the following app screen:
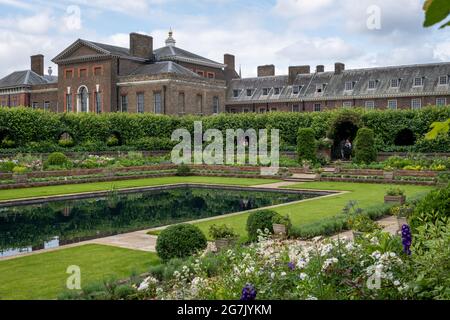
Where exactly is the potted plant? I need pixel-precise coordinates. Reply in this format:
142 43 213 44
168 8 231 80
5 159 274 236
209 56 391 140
301 160 312 172
313 167 324 180
390 204 413 232
384 188 406 205
272 214 292 238
12 166 28 183
383 166 395 180
209 224 238 251
347 214 381 239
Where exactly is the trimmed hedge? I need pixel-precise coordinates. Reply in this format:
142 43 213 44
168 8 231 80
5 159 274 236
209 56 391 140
156 224 207 261
297 128 317 163
1 106 449 153
354 128 377 164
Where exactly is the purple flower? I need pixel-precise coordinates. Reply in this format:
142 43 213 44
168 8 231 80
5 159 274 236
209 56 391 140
401 224 412 256
288 261 296 271
240 283 257 301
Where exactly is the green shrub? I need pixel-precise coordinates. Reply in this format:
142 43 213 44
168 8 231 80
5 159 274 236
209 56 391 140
0 160 15 172
176 164 192 176
46 152 69 167
58 138 75 148
209 224 238 240
132 137 175 151
1 137 15 148
12 166 28 174
410 185 450 229
415 133 450 152
156 224 207 261
386 188 405 196
354 127 377 164
297 128 317 163
246 210 280 241
106 135 119 147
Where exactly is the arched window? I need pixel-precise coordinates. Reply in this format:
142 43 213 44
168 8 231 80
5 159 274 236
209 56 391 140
78 86 89 112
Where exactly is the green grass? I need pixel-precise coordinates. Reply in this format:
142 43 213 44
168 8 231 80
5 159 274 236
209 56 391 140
0 244 159 300
190 182 433 240
0 176 280 201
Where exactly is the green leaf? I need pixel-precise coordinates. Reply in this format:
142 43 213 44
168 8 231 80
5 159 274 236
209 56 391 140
425 119 450 140
423 0 450 27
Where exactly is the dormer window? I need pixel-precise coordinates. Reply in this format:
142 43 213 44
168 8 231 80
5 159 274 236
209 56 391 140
368 80 377 90
439 75 448 85
413 77 424 87
345 81 355 91
262 88 269 96
390 79 400 88
292 85 302 95
316 84 325 93
274 87 281 95
246 89 253 97
233 90 241 98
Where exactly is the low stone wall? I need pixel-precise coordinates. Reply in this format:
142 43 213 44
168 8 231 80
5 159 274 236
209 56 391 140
319 176 436 186
377 152 450 161
340 168 441 177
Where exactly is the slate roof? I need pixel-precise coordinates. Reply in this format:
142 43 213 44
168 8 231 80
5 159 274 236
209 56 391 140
154 45 225 69
0 70 58 89
128 61 201 78
227 62 450 103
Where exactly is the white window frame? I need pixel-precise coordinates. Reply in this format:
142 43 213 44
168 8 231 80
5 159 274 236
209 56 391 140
246 89 253 97
154 92 162 114
316 84 324 93
390 79 400 88
292 104 300 112
273 87 281 95
344 81 354 91
411 98 422 110
438 75 448 86
121 95 128 112
413 77 424 87
368 80 376 90
387 99 398 110
233 89 241 98
32 102 39 109
314 103 321 112
365 101 375 109
262 88 269 96
213 96 219 114
292 86 301 95
136 93 145 113
342 101 352 108
436 97 447 106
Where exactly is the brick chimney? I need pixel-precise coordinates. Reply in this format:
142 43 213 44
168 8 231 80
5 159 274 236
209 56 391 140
335 62 345 75
316 65 325 73
130 33 153 60
224 54 236 71
31 54 44 76
288 65 310 84
257 65 275 77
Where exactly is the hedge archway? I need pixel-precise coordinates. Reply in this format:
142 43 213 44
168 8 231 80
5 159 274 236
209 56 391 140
394 128 416 146
327 112 362 160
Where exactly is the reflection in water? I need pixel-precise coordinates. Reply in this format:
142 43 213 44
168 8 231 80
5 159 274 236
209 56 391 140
0 187 322 258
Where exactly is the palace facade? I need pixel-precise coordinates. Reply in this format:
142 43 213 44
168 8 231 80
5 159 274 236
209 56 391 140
0 31 449 114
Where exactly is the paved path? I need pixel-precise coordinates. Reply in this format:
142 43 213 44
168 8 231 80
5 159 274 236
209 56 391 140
252 181 299 189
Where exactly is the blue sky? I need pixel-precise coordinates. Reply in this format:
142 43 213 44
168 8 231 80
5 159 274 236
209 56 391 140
0 0 449 78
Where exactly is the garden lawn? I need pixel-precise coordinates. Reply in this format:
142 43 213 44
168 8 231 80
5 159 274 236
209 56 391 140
0 176 280 201
192 182 433 240
0 244 159 300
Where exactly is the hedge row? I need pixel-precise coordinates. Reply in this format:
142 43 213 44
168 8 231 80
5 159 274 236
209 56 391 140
0 106 449 152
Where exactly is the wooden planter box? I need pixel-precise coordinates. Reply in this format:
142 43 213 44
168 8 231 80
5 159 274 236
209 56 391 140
273 224 288 238
215 238 237 251
384 195 406 205
13 174 27 183
383 171 394 180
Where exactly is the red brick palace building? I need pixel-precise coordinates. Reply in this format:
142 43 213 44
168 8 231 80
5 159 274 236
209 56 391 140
0 31 449 114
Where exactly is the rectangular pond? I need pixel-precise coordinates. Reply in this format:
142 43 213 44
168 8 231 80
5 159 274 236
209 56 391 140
0 184 333 258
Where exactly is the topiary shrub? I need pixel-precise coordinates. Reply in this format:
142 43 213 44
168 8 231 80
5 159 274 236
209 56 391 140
297 128 317 163
246 210 280 242
46 152 69 167
354 127 377 164
156 224 207 261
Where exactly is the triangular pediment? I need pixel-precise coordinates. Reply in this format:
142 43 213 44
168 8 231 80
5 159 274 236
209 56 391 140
52 39 112 64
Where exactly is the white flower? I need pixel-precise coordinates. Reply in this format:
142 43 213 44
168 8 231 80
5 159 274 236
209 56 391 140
281 272 287 277
137 282 149 291
393 280 401 287
306 295 318 300
322 258 338 271
299 273 309 281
